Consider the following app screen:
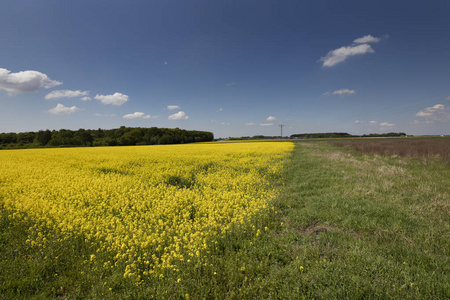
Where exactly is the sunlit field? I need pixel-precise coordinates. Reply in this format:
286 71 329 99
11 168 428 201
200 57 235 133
330 139 450 161
0 143 293 283
1 140 448 299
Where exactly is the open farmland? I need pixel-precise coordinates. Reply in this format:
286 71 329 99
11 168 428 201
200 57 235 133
0 142 293 298
329 138 450 161
1 140 449 299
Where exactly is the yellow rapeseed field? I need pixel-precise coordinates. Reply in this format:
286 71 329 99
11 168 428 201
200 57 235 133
0 142 293 281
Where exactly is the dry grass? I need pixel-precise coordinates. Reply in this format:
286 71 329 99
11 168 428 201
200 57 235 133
329 139 450 161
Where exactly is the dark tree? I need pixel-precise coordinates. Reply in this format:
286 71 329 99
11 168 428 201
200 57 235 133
35 130 52 146
75 129 94 146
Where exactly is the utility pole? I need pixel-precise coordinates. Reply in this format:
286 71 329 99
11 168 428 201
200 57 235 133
279 124 285 139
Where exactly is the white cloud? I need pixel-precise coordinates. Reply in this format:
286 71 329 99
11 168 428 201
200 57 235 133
81 96 91 101
410 119 433 125
123 112 157 119
324 89 356 97
266 116 277 121
221 122 230 126
416 111 433 117
244 122 256 126
353 35 380 44
0 68 62 94
319 44 375 67
45 89 89 100
94 92 129 106
369 120 377 124
414 104 449 123
217 108 223 112
354 120 361 124
379 122 394 127
168 111 189 120
259 123 273 126
48 103 79 115
167 105 181 110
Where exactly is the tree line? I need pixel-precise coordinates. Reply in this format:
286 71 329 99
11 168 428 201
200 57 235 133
226 132 407 140
0 127 214 149
290 132 407 139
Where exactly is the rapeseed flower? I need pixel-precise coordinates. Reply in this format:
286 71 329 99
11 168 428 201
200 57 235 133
0 142 293 278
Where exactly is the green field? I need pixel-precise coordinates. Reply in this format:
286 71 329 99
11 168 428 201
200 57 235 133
1 141 449 299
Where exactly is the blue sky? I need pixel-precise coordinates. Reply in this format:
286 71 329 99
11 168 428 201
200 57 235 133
1 0 449 138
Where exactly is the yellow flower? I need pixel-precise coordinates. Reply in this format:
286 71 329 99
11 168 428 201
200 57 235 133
0 142 293 278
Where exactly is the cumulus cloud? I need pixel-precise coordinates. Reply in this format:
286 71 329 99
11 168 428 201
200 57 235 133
414 104 449 123
319 44 375 67
168 111 189 120
324 89 356 97
353 35 380 44
217 108 223 112
266 116 277 122
123 112 157 119
369 120 377 124
244 122 256 126
319 35 383 67
259 123 273 126
48 103 79 115
167 105 181 110
81 96 91 101
416 104 445 117
379 122 394 127
45 89 89 100
354 120 361 124
0 68 62 94
94 92 129 106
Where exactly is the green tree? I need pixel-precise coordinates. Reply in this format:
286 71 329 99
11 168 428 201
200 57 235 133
158 134 173 145
35 130 52 146
75 129 94 146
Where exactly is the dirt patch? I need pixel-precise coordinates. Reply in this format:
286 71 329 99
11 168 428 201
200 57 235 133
285 220 362 239
304 224 341 235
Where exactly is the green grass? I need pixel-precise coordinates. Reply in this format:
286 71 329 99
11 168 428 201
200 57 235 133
268 142 449 298
1 142 449 299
